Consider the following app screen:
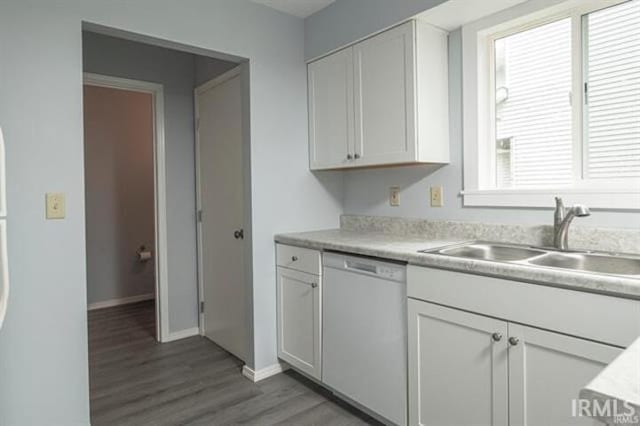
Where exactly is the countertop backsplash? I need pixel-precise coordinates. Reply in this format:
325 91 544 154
340 215 640 255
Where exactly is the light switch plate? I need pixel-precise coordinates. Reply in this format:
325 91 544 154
46 193 66 219
430 186 443 207
389 186 400 206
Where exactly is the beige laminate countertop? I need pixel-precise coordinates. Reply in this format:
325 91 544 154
275 228 640 300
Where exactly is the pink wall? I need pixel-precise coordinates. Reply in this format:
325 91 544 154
83 85 155 305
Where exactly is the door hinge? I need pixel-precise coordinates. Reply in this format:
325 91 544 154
197 210 203 222
200 301 205 313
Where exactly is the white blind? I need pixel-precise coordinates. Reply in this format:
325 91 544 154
495 18 573 188
585 0 640 180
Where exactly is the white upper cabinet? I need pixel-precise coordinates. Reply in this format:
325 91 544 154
308 20 449 170
308 47 355 170
354 21 416 167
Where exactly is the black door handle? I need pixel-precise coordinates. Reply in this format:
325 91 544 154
234 229 244 240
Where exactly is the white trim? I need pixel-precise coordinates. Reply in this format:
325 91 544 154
461 0 638 210
0 127 6 218
87 293 155 311
0 221 9 330
462 189 640 209
83 73 169 342
164 327 200 343
194 65 244 336
241 362 288 382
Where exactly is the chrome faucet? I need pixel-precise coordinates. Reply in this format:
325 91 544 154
553 197 591 250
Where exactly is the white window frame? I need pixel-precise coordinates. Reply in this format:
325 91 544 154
462 0 640 209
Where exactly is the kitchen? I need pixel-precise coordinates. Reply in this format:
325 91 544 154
0 0 638 425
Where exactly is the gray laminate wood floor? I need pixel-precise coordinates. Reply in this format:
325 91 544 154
88 301 380 426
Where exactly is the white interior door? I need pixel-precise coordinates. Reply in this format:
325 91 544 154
196 67 247 362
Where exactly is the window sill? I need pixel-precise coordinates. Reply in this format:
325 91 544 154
461 189 640 210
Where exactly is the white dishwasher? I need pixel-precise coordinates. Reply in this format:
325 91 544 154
322 252 407 426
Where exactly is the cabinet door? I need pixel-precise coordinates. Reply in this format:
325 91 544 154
276 267 321 379
508 324 622 426
354 21 416 167
308 47 355 170
408 299 509 426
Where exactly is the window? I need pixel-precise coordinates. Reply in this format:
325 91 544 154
463 0 640 209
584 1 640 180
494 18 573 188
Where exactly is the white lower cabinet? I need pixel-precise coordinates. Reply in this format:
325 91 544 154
508 323 621 426
276 266 321 379
408 299 622 426
408 300 509 426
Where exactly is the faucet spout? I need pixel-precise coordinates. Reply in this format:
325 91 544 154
553 199 591 250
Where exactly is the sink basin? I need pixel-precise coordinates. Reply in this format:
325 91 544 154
529 252 640 276
423 241 640 277
431 243 547 262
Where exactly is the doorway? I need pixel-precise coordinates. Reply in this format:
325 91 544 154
83 74 168 341
196 66 249 362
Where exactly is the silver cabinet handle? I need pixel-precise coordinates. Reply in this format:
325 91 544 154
291 256 298 262
509 337 520 346
492 332 503 342
311 282 318 288
346 154 353 160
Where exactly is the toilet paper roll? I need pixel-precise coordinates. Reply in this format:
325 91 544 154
138 250 152 262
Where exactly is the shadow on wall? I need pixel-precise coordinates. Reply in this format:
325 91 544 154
343 163 447 212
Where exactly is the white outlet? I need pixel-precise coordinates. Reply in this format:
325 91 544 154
46 193 66 219
430 186 443 207
389 186 400 206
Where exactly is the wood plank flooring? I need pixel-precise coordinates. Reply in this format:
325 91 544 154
88 301 380 426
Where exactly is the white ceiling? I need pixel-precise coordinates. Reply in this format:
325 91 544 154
251 0 336 18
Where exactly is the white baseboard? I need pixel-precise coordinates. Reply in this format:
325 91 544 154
88 293 155 311
242 362 288 382
163 327 200 343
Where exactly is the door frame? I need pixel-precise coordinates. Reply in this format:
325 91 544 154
194 65 248 341
83 72 169 342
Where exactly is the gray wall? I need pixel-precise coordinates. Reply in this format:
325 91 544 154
83 32 237 332
304 0 447 59
195 56 237 87
84 85 156 305
0 1 342 424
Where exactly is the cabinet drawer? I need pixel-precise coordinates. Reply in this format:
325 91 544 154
408 265 640 348
276 244 321 275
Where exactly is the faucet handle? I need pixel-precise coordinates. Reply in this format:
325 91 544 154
555 196 564 210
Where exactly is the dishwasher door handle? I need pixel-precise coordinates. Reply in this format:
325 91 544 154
344 261 378 275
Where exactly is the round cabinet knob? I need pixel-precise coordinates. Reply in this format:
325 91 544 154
311 282 318 288
509 337 520 346
291 256 298 262
492 332 503 342
354 153 360 159
346 154 353 160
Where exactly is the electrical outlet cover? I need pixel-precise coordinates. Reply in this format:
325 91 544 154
389 186 400 206
430 186 443 207
46 193 66 219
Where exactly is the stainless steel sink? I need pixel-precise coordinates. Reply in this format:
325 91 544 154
423 241 640 277
436 243 546 262
529 252 640 276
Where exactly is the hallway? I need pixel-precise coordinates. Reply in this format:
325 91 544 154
88 301 379 425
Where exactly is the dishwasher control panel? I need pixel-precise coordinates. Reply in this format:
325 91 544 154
323 252 406 283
